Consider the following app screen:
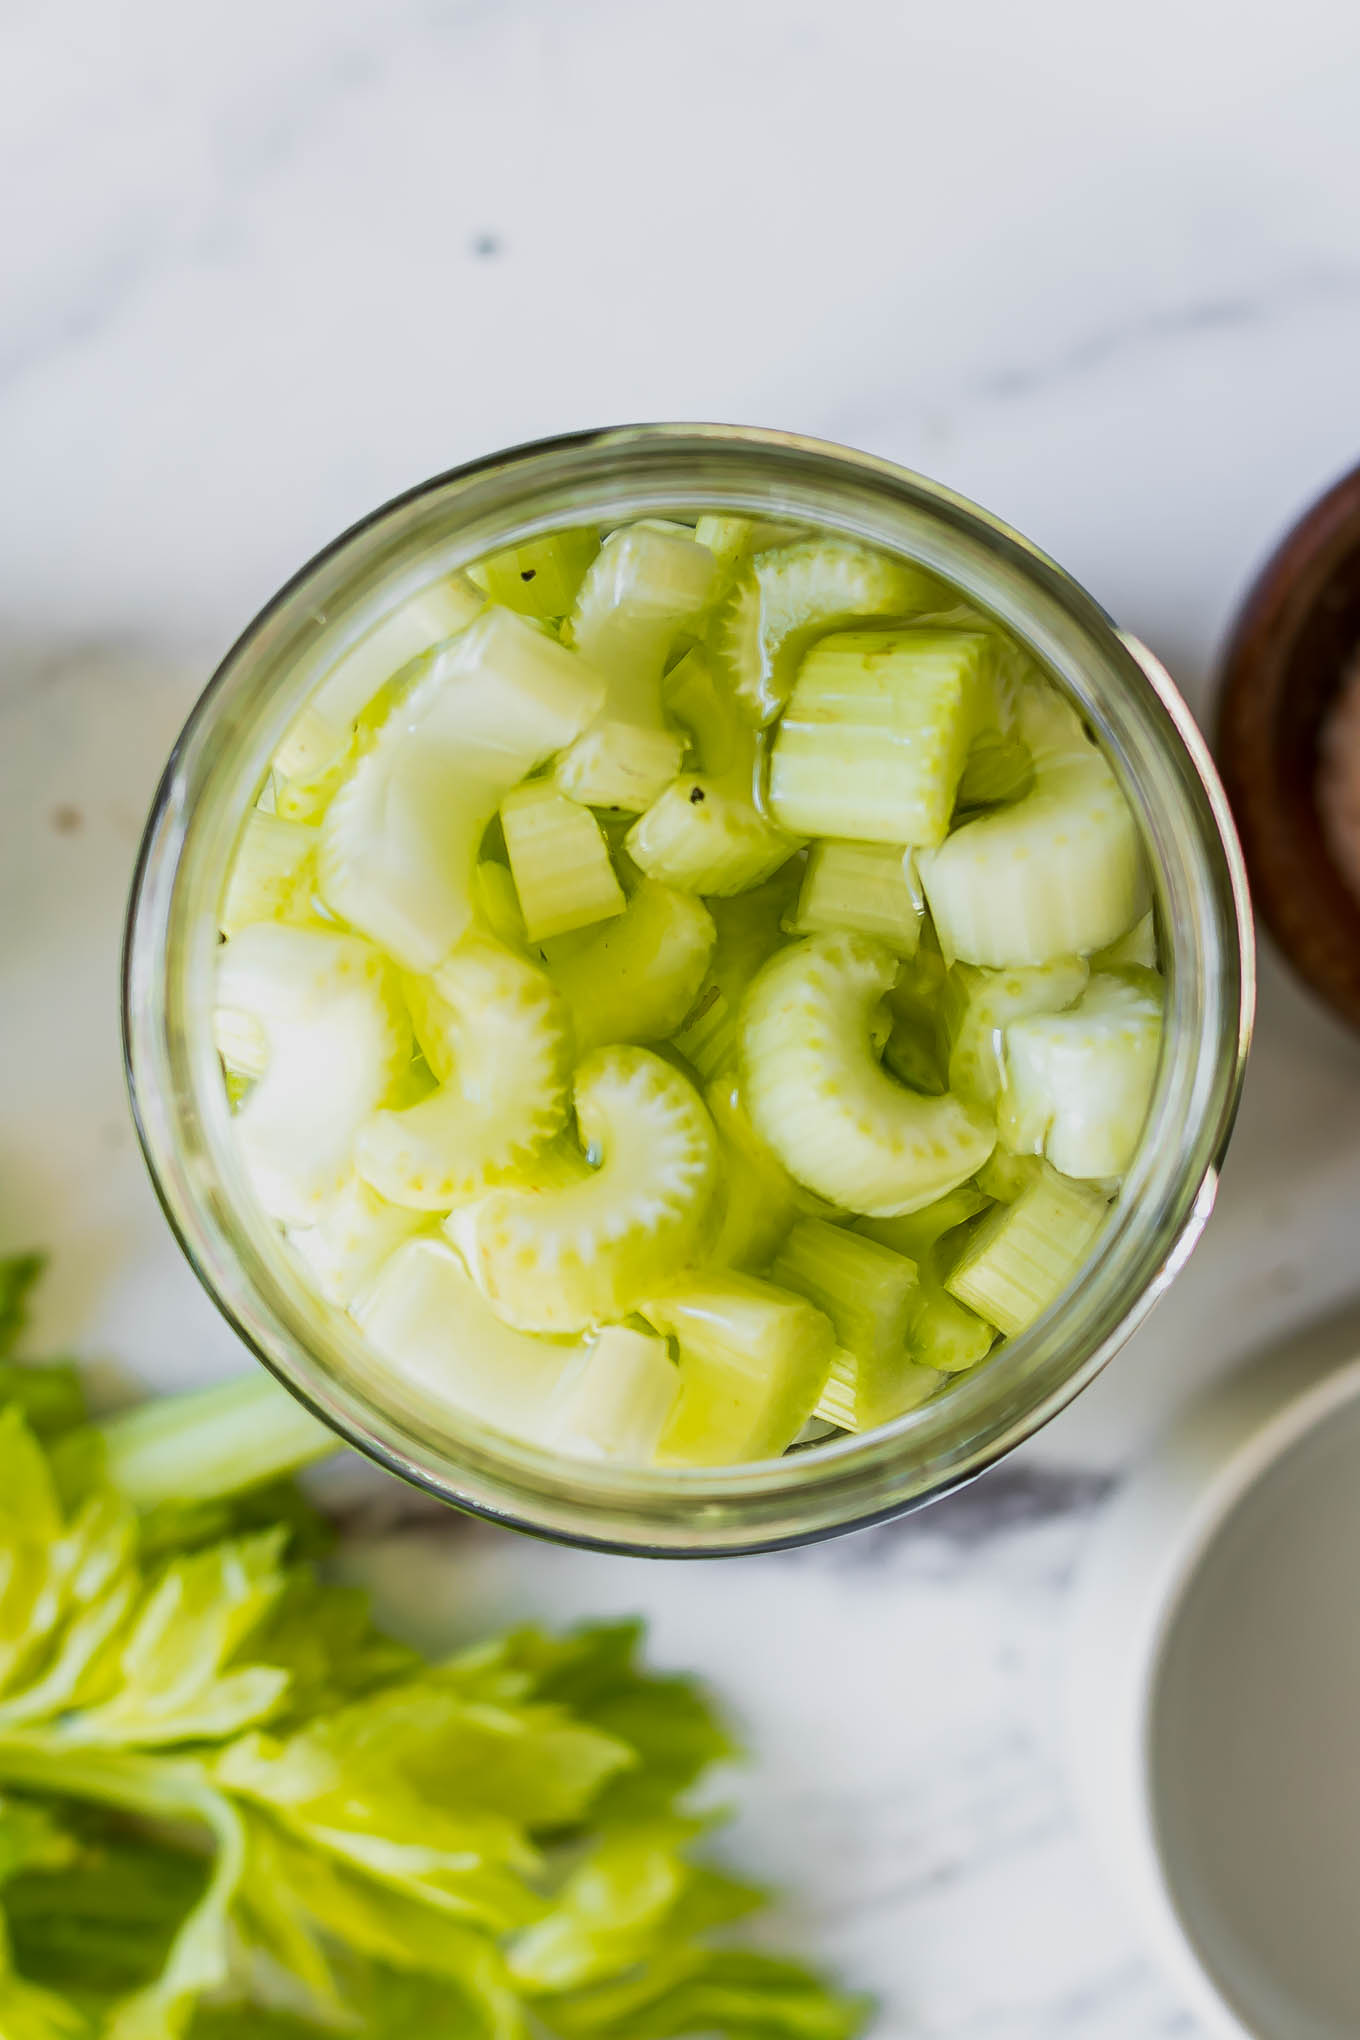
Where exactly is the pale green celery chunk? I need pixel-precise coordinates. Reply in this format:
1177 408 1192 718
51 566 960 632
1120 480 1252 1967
545 1325 680 1464
274 572 485 783
739 932 995 1217
472 858 529 950
769 626 999 846
641 1273 835 1464
790 840 922 956
219 813 320 938
555 524 718 810
768 1219 928 1430
918 677 1150 966
999 969 1163 1179
1094 910 1158 969
669 865 803 1080
474 527 600 618
355 934 569 1210
817 1345 942 1430
217 925 413 1223
625 649 798 895
352 1237 575 1439
704 1076 804 1270
692 514 808 570
708 538 945 726
542 878 714 1053
909 1283 995 1373
973 1148 1044 1202
500 778 625 943
942 955 1089 1106
946 1164 1109 1336
956 728 1034 809
446 1047 718 1333
855 1182 991 1260
286 1174 427 1307
318 608 605 971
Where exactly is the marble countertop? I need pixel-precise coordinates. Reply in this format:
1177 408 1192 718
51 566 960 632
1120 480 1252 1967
6 2 1360 2031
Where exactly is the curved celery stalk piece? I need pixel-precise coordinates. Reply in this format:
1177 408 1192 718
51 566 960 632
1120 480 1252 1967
217 925 412 1223
543 879 715 1054
641 1272 835 1463
917 677 1150 966
356 935 570 1211
317 609 605 971
555 525 718 810
999 969 1163 1180
707 538 945 726
626 649 800 895
739 933 995 1217
447 1047 719 1333
941 956 1089 1107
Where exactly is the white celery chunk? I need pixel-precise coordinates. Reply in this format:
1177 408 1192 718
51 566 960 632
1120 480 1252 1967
317 608 605 971
545 1325 680 1464
474 527 600 619
353 1237 574 1438
356 935 569 1211
768 1218 928 1430
543 879 715 1054
555 524 717 809
217 924 412 1223
274 572 485 784
790 840 922 956
500 778 624 943
946 1164 1109 1336
219 813 320 938
918 678 1150 966
739 932 995 1217
709 538 945 725
1000 970 1163 1179
942 956 1089 1106
626 649 799 895
641 1272 835 1464
447 1047 718 1333
286 1174 426 1307
769 626 1000 846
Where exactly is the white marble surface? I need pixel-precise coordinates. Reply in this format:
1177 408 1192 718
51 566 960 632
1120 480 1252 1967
6 2 1360 2032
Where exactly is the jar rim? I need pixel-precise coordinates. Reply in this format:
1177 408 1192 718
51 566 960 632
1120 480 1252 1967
123 423 1254 1554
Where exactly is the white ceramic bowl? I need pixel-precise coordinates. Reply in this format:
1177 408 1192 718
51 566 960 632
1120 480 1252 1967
1068 1307 1360 2040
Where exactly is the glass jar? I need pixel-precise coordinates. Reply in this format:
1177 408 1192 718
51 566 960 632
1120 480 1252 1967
124 425 1253 1555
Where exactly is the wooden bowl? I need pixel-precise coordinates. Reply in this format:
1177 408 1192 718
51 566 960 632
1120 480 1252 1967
1218 462 1360 1032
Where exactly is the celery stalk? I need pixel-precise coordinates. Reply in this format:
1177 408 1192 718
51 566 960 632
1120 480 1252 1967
96 1372 333 1512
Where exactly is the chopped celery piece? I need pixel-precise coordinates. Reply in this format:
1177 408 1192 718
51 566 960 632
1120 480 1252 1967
500 778 625 943
217 925 412 1223
642 1273 835 1464
286 1174 426 1307
946 1164 1109 1336
543 878 715 1054
739 933 995 1217
353 1237 574 1438
974 1148 1044 1202
942 955 1089 1106
447 1047 718 1332
956 728 1034 809
555 525 717 809
1000 970 1163 1179
855 1182 991 1260
668 983 739 1083
768 1220 921 1428
318 608 605 970
474 526 600 618
816 1345 942 1430
1094 910 1158 970
704 1076 803 1269
219 813 319 938
472 857 528 950
355 935 569 1210
273 572 485 783
272 745 355 825
790 840 922 956
708 538 943 725
769 626 999 846
626 650 798 895
909 1284 995 1373
918 677 1150 966
545 1325 680 1464
669 866 803 1080
693 514 807 569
